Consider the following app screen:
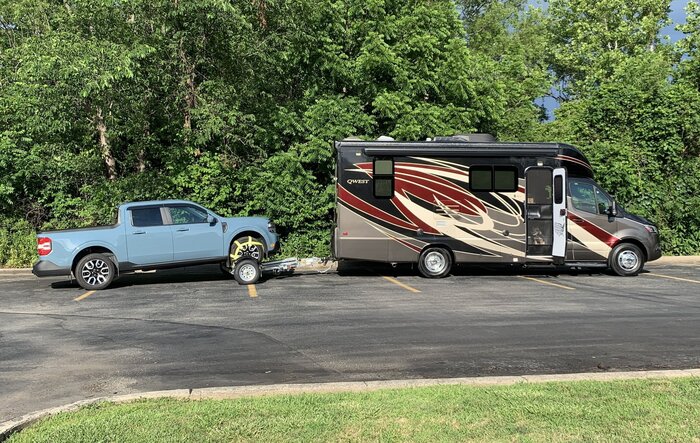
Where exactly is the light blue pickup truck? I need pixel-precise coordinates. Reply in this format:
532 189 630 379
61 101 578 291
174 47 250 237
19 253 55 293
32 200 279 290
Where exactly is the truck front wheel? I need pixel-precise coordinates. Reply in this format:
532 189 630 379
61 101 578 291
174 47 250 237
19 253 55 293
75 253 115 290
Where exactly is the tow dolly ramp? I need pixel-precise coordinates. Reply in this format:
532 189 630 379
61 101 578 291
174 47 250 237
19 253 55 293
260 257 298 275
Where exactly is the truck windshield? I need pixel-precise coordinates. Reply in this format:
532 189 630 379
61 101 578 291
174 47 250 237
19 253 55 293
570 180 612 215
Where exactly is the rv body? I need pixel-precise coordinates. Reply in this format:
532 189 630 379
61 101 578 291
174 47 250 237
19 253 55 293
332 136 661 277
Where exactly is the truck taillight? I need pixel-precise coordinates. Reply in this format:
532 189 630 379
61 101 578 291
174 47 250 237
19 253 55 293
37 237 52 256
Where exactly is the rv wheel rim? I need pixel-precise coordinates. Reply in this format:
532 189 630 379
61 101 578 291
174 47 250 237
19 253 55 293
239 263 257 282
82 259 110 286
618 250 639 271
425 251 446 273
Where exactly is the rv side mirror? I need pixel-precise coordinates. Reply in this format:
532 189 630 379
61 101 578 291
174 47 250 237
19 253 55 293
607 200 618 217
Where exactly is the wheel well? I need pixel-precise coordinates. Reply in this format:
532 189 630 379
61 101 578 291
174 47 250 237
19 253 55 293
72 247 117 274
612 239 648 262
229 231 267 255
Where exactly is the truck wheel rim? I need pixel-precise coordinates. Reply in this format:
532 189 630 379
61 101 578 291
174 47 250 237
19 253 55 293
82 259 110 286
425 251 446 274
239 263 257 282
240 245 261 260
618 250 639 271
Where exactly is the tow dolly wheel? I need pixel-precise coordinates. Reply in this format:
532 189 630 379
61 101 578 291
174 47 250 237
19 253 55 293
233 258 260 285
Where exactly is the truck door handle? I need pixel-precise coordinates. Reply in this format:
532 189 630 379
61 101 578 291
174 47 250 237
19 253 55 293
133 231 146 235
176 228 189 232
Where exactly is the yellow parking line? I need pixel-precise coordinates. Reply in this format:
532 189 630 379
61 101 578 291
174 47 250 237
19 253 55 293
382 276 421 293
518 276 575 291
74 290 96 301
247 284 258 298
643 273 700 284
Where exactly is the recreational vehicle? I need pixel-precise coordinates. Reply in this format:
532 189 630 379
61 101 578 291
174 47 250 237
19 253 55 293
332 135 661 277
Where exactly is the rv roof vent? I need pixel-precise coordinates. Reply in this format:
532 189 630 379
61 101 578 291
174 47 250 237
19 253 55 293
434 133 496 143
376 135 395 141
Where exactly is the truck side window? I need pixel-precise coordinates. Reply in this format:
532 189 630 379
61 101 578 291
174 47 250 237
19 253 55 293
131 207 164 227
373 159 394 198
570 181 597 214
169 205 208 224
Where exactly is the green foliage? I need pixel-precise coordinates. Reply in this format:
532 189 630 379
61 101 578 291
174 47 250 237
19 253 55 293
0 216 36 267
1 0 699 267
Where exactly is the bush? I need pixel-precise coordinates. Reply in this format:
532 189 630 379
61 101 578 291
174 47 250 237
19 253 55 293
0 217 36 267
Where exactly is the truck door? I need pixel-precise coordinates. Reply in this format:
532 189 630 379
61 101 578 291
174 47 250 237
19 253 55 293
166 204 224 261
125 206 174 265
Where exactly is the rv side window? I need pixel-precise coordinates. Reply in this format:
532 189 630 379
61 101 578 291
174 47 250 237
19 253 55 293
373 159 394 198
470 166 492 191
494 166 518 192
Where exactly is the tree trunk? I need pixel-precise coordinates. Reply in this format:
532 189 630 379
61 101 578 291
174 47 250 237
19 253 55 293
95 107 117 180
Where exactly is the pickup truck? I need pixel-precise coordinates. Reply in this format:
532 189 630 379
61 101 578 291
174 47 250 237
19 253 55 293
32 200 279 290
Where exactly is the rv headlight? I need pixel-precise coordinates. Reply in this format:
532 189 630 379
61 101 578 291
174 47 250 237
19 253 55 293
644 225 658 234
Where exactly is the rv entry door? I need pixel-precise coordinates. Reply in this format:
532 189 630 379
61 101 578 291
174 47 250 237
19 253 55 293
551 168 567 263
525 167 553 258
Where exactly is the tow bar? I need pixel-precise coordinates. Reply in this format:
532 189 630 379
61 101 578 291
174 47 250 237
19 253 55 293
260 257 298 275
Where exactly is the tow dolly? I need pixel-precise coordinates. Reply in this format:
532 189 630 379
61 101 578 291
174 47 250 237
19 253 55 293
227 257 298 285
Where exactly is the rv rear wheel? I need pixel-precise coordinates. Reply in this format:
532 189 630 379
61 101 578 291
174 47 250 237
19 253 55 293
418 247 452 278
609 243 644 276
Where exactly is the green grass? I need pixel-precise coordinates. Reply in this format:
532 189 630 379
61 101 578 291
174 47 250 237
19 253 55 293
8 378 700 442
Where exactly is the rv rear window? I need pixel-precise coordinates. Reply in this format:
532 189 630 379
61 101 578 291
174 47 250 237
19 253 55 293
470 166 492 191
373 158 394 198
374 159 393 175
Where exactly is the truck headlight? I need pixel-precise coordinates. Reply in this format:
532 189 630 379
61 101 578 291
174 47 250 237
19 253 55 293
268 221 276 233
644 225 658 234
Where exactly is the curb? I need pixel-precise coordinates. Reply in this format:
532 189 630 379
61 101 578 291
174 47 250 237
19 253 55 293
2 368 700 441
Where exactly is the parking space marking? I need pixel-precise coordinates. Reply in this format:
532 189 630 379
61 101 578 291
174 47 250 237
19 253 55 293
643 273 700 285
74 290 96 302
382 276 421 293
518 276 575 291
247 284 258 298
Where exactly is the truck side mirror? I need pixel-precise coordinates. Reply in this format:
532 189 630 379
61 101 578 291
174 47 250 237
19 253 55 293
207 215 217 225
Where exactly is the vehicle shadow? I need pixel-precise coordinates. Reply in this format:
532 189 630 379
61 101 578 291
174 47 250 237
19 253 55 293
336 260 614 278
48 263 304 290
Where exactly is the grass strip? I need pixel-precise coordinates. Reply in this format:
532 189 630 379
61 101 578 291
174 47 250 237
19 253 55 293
7 377 700 442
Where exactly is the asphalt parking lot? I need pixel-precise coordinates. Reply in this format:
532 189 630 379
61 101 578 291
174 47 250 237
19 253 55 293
1 261 699 421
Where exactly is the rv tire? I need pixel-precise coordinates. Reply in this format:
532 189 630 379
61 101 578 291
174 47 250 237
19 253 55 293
609 243 644 276
418 247 452 278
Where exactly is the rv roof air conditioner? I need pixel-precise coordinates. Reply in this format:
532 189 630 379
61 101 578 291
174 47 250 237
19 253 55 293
434 133 497 143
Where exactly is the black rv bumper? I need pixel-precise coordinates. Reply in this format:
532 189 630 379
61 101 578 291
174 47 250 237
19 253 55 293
32 260 71 277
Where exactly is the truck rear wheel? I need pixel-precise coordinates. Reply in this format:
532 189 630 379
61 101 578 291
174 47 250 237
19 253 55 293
75 253 115 290
418 247 452 278
610 243 644 276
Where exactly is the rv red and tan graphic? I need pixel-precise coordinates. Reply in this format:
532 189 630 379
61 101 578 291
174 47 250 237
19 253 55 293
333 135 661 277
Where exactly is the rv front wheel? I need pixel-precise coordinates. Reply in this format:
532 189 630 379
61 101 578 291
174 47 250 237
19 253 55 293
610 243 644 276
418 247 452 278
